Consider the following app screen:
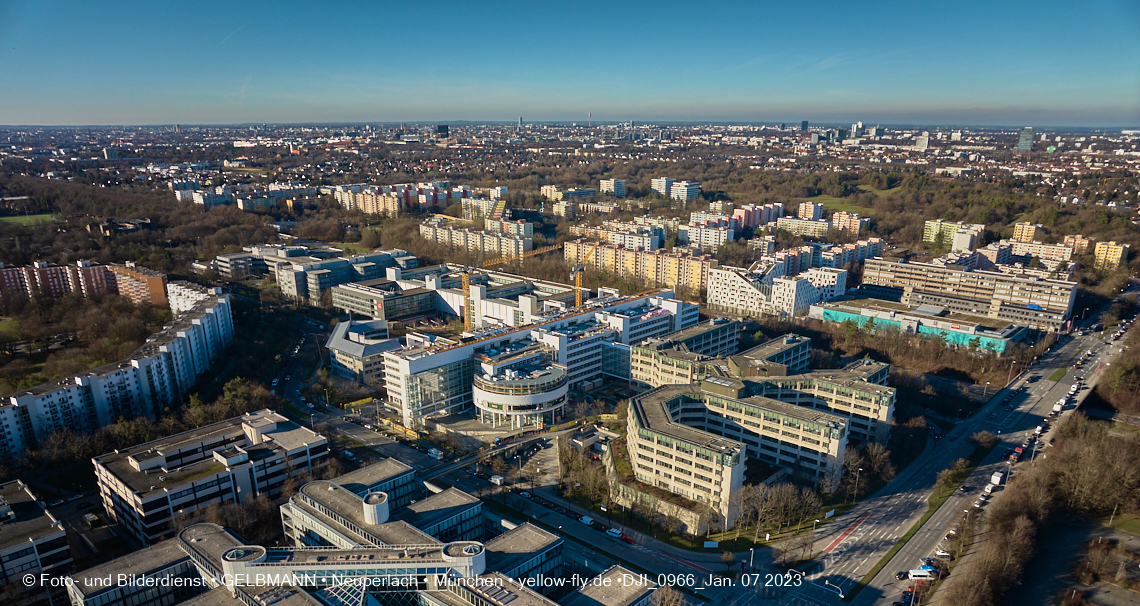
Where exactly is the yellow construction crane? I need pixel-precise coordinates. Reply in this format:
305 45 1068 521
569 242 601 307
481 243 560 268
461 270 474 331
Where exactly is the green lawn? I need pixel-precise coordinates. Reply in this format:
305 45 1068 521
1049 368 1067 382
0 213 52 224
802 194 877 216
1107 513 1140 536
0 318 17 333
856 185 899 198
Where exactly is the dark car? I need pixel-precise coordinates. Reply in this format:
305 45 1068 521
895 571 908 580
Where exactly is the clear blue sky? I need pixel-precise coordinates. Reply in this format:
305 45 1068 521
1 0 1138 127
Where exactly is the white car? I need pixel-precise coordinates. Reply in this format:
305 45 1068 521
606 528 622 538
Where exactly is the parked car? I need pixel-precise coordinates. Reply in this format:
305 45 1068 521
606 528 622 538
579 516 594 526
621 535 635 545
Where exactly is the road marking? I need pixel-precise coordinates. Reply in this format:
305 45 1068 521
824 512 870 554
659 551 712 574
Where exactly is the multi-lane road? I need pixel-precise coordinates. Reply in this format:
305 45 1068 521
779 285 1136 605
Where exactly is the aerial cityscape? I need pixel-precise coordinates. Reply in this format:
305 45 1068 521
0 3 1138 606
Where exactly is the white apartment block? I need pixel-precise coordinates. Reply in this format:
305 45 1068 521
650 178 675 198
707 266 846 318
569 224 660 250
94 410 329 545
669 181 700 201
599 178 626 197
678 223 734 251
485 218 534 238
419 218 533 258
2 285 233 458
776 217 832 239
1004 239 1075 263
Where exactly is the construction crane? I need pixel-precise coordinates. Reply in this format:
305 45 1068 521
461 270 474 332
481 243 560 268
569 242 601 307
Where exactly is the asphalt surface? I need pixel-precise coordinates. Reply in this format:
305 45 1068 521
780 285 1136 606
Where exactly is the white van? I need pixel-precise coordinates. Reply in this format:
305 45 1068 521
984 483 995 494
578 516 594 526
908 570 937 580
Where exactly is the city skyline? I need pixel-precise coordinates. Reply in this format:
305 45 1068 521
0 0 1138 127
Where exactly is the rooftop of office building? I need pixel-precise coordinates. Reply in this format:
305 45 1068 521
0 481 63 551
392 487 481 531
738 334 809 361
483 523 561 575
295 480 439 546
95 410 324 496
633 381 847 446
331 458 414 494
560 566 657 606
70 531 194 595
821 297 1016 331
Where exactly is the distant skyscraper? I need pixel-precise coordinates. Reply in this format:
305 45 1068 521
519 117 523 128
801 120 809 132
914 131 930 150
435 124 449 138
1017 127 1035 152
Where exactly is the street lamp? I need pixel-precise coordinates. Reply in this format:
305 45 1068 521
749 547 755 569
1006 360 1018 386
851 467 863 504
956 408 963 422
983 382 990 398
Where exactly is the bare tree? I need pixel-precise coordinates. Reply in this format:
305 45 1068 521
651 585 683 606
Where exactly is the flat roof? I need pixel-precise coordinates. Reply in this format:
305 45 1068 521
0 481 62 551
632 384 847 448
297 481 438 546
561 566 657 606
333 459 414 495
739 334 809 361
392 487 480 531
657 318 736 343
824 297 1012 331
95 410 324 496
484 523 561 575
70 535 191 596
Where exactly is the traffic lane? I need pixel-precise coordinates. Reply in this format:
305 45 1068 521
494 491 747 603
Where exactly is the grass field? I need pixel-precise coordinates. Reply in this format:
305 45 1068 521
801 194 877 216
857 184 899 198
1049 368 1067 382
0 213 52 225
1107 513 1140 536
0 318 16 333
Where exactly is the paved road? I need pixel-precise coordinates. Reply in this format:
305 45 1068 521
777 286 1136 606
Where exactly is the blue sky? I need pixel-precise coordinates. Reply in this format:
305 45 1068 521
1 0 1138 127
